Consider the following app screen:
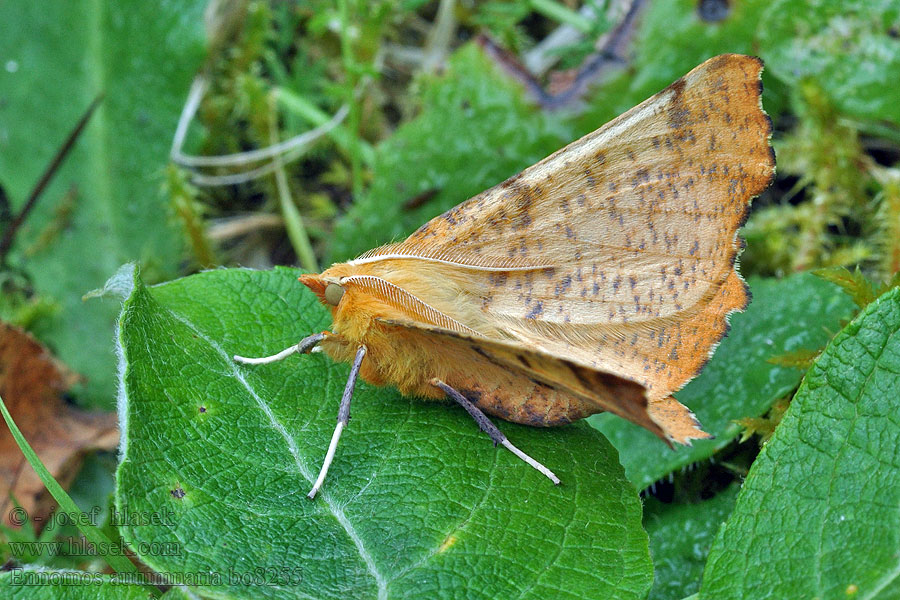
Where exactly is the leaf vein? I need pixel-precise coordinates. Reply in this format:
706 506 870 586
164 308 388 598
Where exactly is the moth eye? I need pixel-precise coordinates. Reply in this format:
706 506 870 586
324 283 345 306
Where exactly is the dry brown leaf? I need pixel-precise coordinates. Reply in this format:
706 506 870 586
0 323 118 530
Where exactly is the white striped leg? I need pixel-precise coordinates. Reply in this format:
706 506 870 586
431 379 560 485
307 344 367 499
233 332 327 365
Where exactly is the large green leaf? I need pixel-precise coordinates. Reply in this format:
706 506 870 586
111 264 652 599
759 0 900 125
589 273 855 489
0 1 206 407
700 286 900 599
0 568 156 599
644 486 740 600
328 43 573 263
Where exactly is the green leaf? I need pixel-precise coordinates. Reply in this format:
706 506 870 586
328 43 573 262
113 264 652 599
644 486 741 600
759 0 900 125
0 1 207 407
700 286 900 598
0 568 156 599
589 273 855 489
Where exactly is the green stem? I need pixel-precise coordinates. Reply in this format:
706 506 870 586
338 0 364 198
275 88 374 165
270 101 319 273
529 0 592 33
878 173 900 277
0 394 150 584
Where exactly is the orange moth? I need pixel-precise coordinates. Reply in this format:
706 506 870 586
235 54 775 498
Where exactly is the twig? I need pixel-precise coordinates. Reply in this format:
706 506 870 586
206 213 283 241
0 94 103 263
479 0 648 111
337 0 363 199
381 43 426 70
524 0 606 75
169 74 349 185
421 0 457 73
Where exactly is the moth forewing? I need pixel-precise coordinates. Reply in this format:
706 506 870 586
329 53 773 426
235 53 775 495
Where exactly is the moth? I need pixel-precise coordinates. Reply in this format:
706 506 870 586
235 54 775 498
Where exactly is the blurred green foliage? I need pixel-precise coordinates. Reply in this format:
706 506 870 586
644 484 740 600
330 44 574 260
589 273 854 490
2 1 900 596
169 0 899 279
0 0 207 408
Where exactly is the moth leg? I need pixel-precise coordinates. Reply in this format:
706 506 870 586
308 344 367 499
431 379 561 486
233 331 329 365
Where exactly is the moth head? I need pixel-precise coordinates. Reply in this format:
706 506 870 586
299 274 345 307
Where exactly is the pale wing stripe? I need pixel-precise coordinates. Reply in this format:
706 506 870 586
344 275 483 336
351 247 719 268
349 252 553 271
354 241 725 265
